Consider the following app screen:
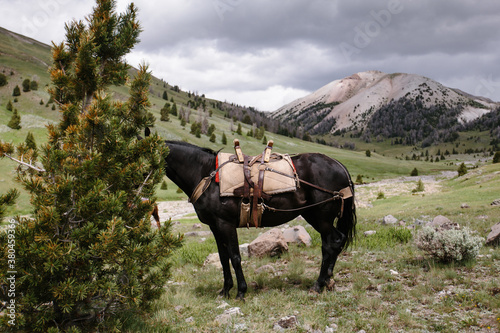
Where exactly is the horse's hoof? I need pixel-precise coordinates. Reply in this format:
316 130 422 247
235 293 245 302
219 289 230 298
309 282 322 294
326 279 335 291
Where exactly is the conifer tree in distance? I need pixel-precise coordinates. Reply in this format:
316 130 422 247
0 0 182 331
7 108 21 129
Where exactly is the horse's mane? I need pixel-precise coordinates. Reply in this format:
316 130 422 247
165 140 218 156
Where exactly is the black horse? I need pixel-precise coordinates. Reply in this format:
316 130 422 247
164 140 356 299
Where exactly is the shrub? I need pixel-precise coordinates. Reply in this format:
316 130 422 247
457 162 467 177
411 167 418 176
412 179 424 193
30 80 38 90
376 191 385 199
415 226 484 263
12 85 21 96
22 78 31 92
365 149 371 157
6 100 13 111
7 109 21 129
493 151 500 164
160 180 168 190
0 73 7 87
359 227 412 250
355 174 363 184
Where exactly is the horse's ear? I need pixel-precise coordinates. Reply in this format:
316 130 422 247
145 127 151 137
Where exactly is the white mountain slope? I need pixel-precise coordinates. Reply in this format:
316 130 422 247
272 70 499 133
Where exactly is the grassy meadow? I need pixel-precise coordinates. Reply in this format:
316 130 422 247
116 163 500 333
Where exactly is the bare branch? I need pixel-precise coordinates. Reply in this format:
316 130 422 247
2 153 46 172
134 170 153 199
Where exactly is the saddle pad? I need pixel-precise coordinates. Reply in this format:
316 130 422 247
217 152 297 197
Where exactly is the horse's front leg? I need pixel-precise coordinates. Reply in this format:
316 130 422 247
211 222 247 300
210 225 233 298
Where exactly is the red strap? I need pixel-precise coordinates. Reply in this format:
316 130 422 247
215 155 220 183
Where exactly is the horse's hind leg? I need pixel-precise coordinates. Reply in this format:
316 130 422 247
210 223 248 299
308 220 346 293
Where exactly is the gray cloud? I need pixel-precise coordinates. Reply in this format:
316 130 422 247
2 0 500 110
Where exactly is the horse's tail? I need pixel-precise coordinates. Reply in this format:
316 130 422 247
336 178 356 251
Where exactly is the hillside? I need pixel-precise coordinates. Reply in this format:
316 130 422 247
1 27 468 216
272 71 500 140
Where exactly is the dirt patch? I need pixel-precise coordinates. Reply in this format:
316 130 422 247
355 172 456 208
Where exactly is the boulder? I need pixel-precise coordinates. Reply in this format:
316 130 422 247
427 215 451 228
461 203 470 209
283 225 312 246
491 199 500 206
382 215 398 225
364 230 376 236
486 222 500 246
248 228 288 258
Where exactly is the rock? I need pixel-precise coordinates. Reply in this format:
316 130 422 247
364 230 376 236
461 203 470 209
185 316 194 323
427 215 460 230
283 225 312 246
255 264 276 274
217 301 230 309
234 323 247 331
326 324 338 332
215 307 243 325
184 231 212 237
239 243 249 258
486 222 500 246
204 253 222 269
382 215 398 225
491 199 500 206
390 269 399 275
427 215 451 228
248 228 288 258
192 223 202 229
274 316 298 330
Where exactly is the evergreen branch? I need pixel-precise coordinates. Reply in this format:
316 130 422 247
2 153 46 172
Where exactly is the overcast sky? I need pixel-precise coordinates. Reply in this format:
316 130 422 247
1 0 500 111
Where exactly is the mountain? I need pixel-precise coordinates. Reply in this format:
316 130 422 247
271 70 500 137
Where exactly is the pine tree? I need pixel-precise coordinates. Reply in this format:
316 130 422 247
12 85 20 96
0 1 181 330
30 80 39 91
170 102 178 116
0 72 7 87
162 90 168 100
22 78 31 92
492 151 500 164
7 109 21 129
0 189 19 222
457 162 468 177
222 132 227 145
160 102 170 121
6 100 13 111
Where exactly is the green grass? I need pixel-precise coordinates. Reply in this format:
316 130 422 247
115 163 500 332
